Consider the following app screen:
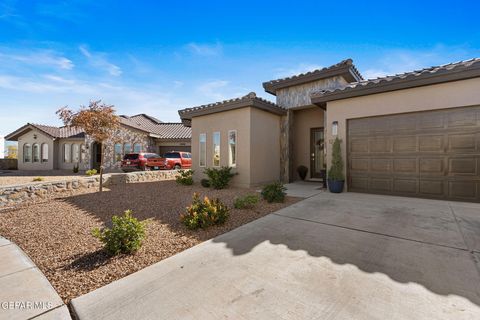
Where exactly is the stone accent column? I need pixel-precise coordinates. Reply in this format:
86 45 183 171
279 110 294 183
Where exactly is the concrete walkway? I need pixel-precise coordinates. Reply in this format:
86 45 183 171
0 237 71 320
71 192 480 319
284 181 324 198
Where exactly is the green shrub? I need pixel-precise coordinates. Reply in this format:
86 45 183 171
86 169 97 176
176 169 194 185
92 210 147 255
32 177 44 182
204 166 235 189
73 163 79 173
261 182 287 203
328 137 344 181
180 193 229 230
234 194 259 209
200 178 210 188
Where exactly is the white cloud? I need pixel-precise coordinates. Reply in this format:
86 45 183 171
0 50 74 70
79 45 122 76
196 80 230 101
186 42 223 56
173 80 184 89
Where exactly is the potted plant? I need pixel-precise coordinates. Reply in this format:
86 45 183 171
327 137 345 193
297 165 308 180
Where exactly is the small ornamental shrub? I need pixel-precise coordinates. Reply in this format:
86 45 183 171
92 210 147 255
200 178 210 188
234 194 259 209
328 137 345 181
297 165 308 180
261 182 287 203
180 193 229 230
73 163 79 173
176 169 194 185
86 169 97 176
204 166 235 189
32 177 44 182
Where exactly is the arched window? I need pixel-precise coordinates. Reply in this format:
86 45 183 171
123 143 132 154
41 143 48 162
72 144 80 163
114 143 123 161
23 143 32 163
133 143 142 153
63 144 71 163
32 144 40 162
80 144 86 162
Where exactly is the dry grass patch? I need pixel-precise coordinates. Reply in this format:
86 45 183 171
0 180 299 303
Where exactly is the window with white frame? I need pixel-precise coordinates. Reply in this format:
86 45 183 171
114 143 123 161
80 144 86 162
199 133 206 167
124 143 132 154
63 144 71 163
23 143 32 162
32 144 40 162
228 130 236 167
72 144 80 163
41 143 48 162
212 132 220 167
133 143 142 153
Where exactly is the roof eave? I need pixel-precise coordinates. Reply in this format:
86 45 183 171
311 65 480 105
179 98 285 121
262 65 361 96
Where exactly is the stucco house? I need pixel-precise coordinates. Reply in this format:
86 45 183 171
179 58 480 202
5 114 191 171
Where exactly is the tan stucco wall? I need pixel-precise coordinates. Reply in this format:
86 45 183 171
292 107 325 180
325 77 480 188
17 129 54 170
249 107 281 186
191 107 252 188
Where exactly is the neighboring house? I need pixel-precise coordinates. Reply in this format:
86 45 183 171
179 58 480 202
5 114 191 171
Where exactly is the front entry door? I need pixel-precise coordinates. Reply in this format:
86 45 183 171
310 128 326 179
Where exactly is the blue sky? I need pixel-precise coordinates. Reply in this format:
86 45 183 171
0 0 479 136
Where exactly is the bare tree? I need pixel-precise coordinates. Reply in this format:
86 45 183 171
57 100 119 192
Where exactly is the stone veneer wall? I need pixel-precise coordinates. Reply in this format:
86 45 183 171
0 170 178 208
83 126 156 170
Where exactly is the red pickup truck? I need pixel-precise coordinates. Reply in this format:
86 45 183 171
121 153 163 172
158 151 192 170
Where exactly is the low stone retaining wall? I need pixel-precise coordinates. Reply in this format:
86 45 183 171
0 170 178 209
0 159 18 170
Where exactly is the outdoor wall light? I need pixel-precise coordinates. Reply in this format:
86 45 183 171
332 121 338 136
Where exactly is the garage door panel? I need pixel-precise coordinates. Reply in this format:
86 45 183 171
347 106 480 202
370 159 392 172
369 178 392 192
418 135 444 152
369 138 392 153
393 158 417 173
448 181 477 199
350 139 369 153
448 158 477 175
393 136 417 152
393 179 417 193
350 158 369 171
419 158 444 174
448 134 476 152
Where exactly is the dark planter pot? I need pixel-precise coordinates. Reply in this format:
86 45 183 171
328 179 344 193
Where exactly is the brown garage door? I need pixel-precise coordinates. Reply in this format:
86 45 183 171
348 106 480 202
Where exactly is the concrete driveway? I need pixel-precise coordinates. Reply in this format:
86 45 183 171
71 192 480 319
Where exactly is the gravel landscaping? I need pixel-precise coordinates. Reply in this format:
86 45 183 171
0 180 299 303
0 170 89 186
